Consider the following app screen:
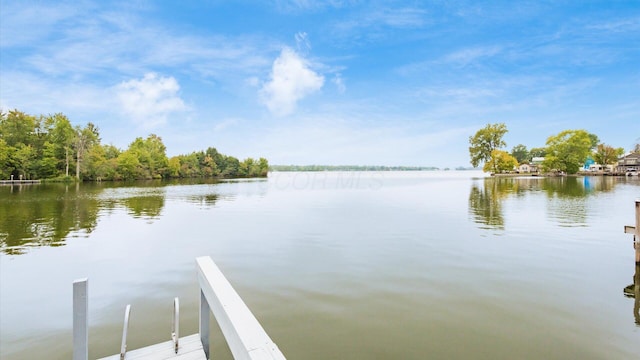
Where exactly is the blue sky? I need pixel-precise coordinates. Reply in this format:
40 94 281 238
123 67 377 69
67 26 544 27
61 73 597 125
1 1 638 167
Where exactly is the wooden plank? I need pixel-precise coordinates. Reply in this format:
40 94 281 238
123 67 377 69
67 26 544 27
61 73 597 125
636 200 640 237
626 225 636 235
196 256 286 360
98 334 205 360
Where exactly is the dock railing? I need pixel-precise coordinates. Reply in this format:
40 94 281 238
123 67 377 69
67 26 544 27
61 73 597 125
196 256 286 360
72 256 285 360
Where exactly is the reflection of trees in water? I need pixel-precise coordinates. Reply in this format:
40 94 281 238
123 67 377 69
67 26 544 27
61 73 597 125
469 176 622 230
122 196 165 219
0 184 100 255
469 180 511 229
189 194 219 207
0 182 222 255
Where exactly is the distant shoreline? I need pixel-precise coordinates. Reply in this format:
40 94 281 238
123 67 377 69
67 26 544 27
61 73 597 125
270 165 479 172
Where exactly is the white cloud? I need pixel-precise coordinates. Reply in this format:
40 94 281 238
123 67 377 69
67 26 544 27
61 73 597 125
259 48 324 116
115 73 187 128
332 73 346 93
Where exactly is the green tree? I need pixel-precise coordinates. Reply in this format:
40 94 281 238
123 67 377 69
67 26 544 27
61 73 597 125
542 130 592 174
529 147 546 159
0 138 14 179
593 144 624 166
483 150 518 173
116 150 142 180
167 156 181 178
510 144 529 164
74 123 100 180
588 133 599 150
0 110 37 147
13 144 36 179
469 123 508 171
85 144 119 180
45 113 75 177
258 158 269 177
126 134 169 179
222 156 240 177
37 141 59 178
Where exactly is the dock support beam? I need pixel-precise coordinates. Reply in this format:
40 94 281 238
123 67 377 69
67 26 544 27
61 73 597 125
636 200 640 264
624 200 640 265
73 278 88 360
200 290 210 359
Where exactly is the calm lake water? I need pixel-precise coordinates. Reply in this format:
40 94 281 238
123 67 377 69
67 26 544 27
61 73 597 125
1 171 639 359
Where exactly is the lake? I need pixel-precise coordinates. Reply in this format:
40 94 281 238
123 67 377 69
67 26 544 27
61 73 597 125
1 171 639 359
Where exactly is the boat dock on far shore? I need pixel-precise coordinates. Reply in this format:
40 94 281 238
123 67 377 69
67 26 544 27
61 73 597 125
0 180 41 185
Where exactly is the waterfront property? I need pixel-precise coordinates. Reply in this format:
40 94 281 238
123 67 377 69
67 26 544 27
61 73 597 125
617 153 640 174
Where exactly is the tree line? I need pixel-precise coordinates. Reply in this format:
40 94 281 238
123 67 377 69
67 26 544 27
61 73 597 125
0 109 268 181
469 123 638 174
270 165 440 171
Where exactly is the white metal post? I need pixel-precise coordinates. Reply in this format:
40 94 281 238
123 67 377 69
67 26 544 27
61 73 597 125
73 278 88 360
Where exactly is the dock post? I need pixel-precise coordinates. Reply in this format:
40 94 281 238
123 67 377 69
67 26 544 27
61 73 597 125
73 278 88 360
635 200 640 264
200 289 210 359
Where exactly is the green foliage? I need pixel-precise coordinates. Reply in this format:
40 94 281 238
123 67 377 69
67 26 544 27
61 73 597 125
117 150 142 180
510 144 529 164
0 109 269 181
483 150 518 173
542 130 592 174
593 143 623 166
529 147 546 159
74 123 100 180
587 133 599 150
468 123 508 169
126 134 169 179
0 138 13 179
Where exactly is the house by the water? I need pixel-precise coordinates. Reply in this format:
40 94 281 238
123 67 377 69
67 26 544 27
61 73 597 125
617 153 640 174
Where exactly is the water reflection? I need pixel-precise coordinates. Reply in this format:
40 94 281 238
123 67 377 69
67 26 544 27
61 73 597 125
623 264 640 326
0 185 101 255
468 180 510 229
469 176 622 230
0 181 221 255
188 194 219 207
122 195 165 219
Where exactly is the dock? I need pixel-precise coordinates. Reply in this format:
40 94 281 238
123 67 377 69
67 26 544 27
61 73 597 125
73 256 286 360
623 200 640 264
0 179 41 185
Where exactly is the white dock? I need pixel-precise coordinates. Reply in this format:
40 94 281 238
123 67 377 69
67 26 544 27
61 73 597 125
73 256 286 360
98 334 205 360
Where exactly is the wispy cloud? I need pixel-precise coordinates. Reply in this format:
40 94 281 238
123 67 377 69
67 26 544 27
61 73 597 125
115 73 188 128
442 46 502 67
328 5 429 45
0 1 83 47
2 2 273 81
259 48 325 116
332 73 346 93
273 0 352 12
